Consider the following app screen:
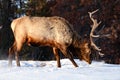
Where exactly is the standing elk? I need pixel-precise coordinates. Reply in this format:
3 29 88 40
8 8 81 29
9 9 102 67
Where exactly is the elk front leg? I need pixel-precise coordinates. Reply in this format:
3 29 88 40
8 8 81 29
53 47 61 67
60 47 78 67
67 51 78 67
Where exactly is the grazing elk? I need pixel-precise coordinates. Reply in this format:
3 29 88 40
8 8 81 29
9 9 102 67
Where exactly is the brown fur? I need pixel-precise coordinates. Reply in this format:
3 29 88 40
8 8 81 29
9 16 91 67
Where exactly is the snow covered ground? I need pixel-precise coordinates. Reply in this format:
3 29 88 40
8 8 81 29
0 59 120 80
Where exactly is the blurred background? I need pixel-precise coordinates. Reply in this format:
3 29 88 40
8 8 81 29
0 0 120 64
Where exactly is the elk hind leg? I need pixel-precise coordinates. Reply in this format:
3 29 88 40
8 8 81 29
8 47 14 67
15 40 24 67
15 51 20 66
8 42 16 67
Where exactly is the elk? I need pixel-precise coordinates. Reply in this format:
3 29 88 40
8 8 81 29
9 9 102 67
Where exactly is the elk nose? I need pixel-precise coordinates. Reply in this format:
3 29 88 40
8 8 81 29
88 60 92 64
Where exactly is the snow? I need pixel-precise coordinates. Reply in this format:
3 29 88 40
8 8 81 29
0 59 120 80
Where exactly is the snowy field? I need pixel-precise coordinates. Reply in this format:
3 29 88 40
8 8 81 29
0 59 120 80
